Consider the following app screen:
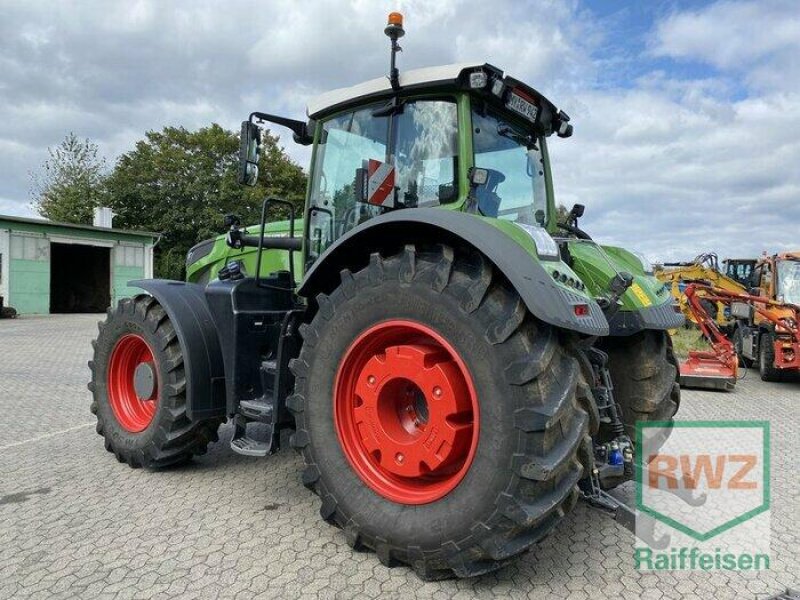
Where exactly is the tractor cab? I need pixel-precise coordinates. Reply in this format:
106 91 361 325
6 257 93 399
723 258 757 287
231 14 679 337
238 58 573 273
774 254 800 306
749 253 800 306
233 13 574 278
299 62 572 267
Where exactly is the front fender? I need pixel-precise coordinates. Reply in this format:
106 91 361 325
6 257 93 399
130 279 226 421
299 210 608 336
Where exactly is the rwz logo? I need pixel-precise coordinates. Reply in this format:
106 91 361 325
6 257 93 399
636 421 770 542
647 453 758 490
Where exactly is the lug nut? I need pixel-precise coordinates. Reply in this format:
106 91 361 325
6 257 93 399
395 453 405 464
367 375 376 385
433 386 443 398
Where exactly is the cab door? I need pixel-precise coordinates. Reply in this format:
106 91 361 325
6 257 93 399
304 99 460 270
753 261 773 326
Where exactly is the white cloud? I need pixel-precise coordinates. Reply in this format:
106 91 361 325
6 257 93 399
0 0 797 264
651 0 800 92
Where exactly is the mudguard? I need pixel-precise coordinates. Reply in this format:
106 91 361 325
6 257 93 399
299 209 609 336
130 279 226 421
607 302 685 336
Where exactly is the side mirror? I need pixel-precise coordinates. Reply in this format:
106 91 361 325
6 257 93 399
609 271 634 298
238 121 261 187
570 203 585 219
223 214 241 229
468 167 489 187
556 110 573 138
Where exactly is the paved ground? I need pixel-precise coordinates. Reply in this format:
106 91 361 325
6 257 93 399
1 314 797 599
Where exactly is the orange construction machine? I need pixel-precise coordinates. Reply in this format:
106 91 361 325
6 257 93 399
679 280 800 390
734 252 800 379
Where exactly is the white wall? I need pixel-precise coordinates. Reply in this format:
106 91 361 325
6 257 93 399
0 228 9 301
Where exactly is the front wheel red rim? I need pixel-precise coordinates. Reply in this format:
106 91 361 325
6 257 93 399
107 334 159 433
334 320 480 504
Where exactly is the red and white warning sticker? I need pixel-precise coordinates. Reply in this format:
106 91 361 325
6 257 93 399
365 159 396 207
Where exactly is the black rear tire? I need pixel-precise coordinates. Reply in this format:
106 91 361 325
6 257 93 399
88 295 222 468
758 331 782 382
600 330 680 440
288 245 595 579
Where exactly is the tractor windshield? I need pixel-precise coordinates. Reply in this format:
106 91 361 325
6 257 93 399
777 259 800 305
472 106 548 226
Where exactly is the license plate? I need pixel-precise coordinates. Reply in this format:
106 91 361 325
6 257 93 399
507 92 538 122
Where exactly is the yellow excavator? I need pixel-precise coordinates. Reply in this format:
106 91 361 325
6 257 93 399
655 253 752 331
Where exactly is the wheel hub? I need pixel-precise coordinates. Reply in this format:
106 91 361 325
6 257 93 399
334 320 479 504
133 361 157 400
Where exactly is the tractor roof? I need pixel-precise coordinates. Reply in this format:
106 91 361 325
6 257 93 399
305 63 568 137
307 63 478 117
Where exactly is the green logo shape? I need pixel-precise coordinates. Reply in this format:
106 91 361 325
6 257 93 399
635 420 770 542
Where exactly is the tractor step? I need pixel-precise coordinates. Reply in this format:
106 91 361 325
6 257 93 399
230 393 278 457
239 399 273 422
230 412 276 457
230 434 272 457
262 358 278 375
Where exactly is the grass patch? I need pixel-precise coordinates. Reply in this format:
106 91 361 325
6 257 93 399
670 327 711 359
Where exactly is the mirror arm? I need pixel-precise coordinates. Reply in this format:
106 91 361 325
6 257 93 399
250 112 313 145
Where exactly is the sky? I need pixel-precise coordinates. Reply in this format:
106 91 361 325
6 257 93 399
0 0 798 262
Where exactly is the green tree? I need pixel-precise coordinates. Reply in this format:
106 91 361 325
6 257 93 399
30 133 108 223
105 124 306 280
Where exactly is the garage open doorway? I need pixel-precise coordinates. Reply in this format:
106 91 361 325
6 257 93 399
50 243 111 313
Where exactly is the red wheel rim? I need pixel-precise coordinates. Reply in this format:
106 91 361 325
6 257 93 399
334 320 479 504
107 334 159 433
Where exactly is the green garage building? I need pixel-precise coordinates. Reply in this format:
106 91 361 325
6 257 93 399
0 214 158 315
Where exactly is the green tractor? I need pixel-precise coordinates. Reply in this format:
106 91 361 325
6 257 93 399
89 14 682 579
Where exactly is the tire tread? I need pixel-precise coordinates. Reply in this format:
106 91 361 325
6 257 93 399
288 244 592 579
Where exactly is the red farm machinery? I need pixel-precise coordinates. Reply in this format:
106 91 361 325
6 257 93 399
679 281 800 390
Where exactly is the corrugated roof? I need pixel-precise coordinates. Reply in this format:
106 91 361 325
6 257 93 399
0 213 159 239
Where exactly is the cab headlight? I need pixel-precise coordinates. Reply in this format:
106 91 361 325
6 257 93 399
631 250 654 275
515 223 559 260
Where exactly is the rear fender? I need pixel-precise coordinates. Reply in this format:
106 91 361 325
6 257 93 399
130 279 226 421
299 209 608 336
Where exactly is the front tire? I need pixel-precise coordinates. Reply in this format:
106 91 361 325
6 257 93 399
288 245 595 579
600 330 680 439
758 331 781 382
88 295 221 468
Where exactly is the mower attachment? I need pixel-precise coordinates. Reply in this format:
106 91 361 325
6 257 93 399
679 350 737 391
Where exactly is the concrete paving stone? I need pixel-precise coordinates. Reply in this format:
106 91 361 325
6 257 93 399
1 314 798 599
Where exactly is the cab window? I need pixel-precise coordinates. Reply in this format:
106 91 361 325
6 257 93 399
307 99 459 263
394 101 459 207
471 106 548 226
